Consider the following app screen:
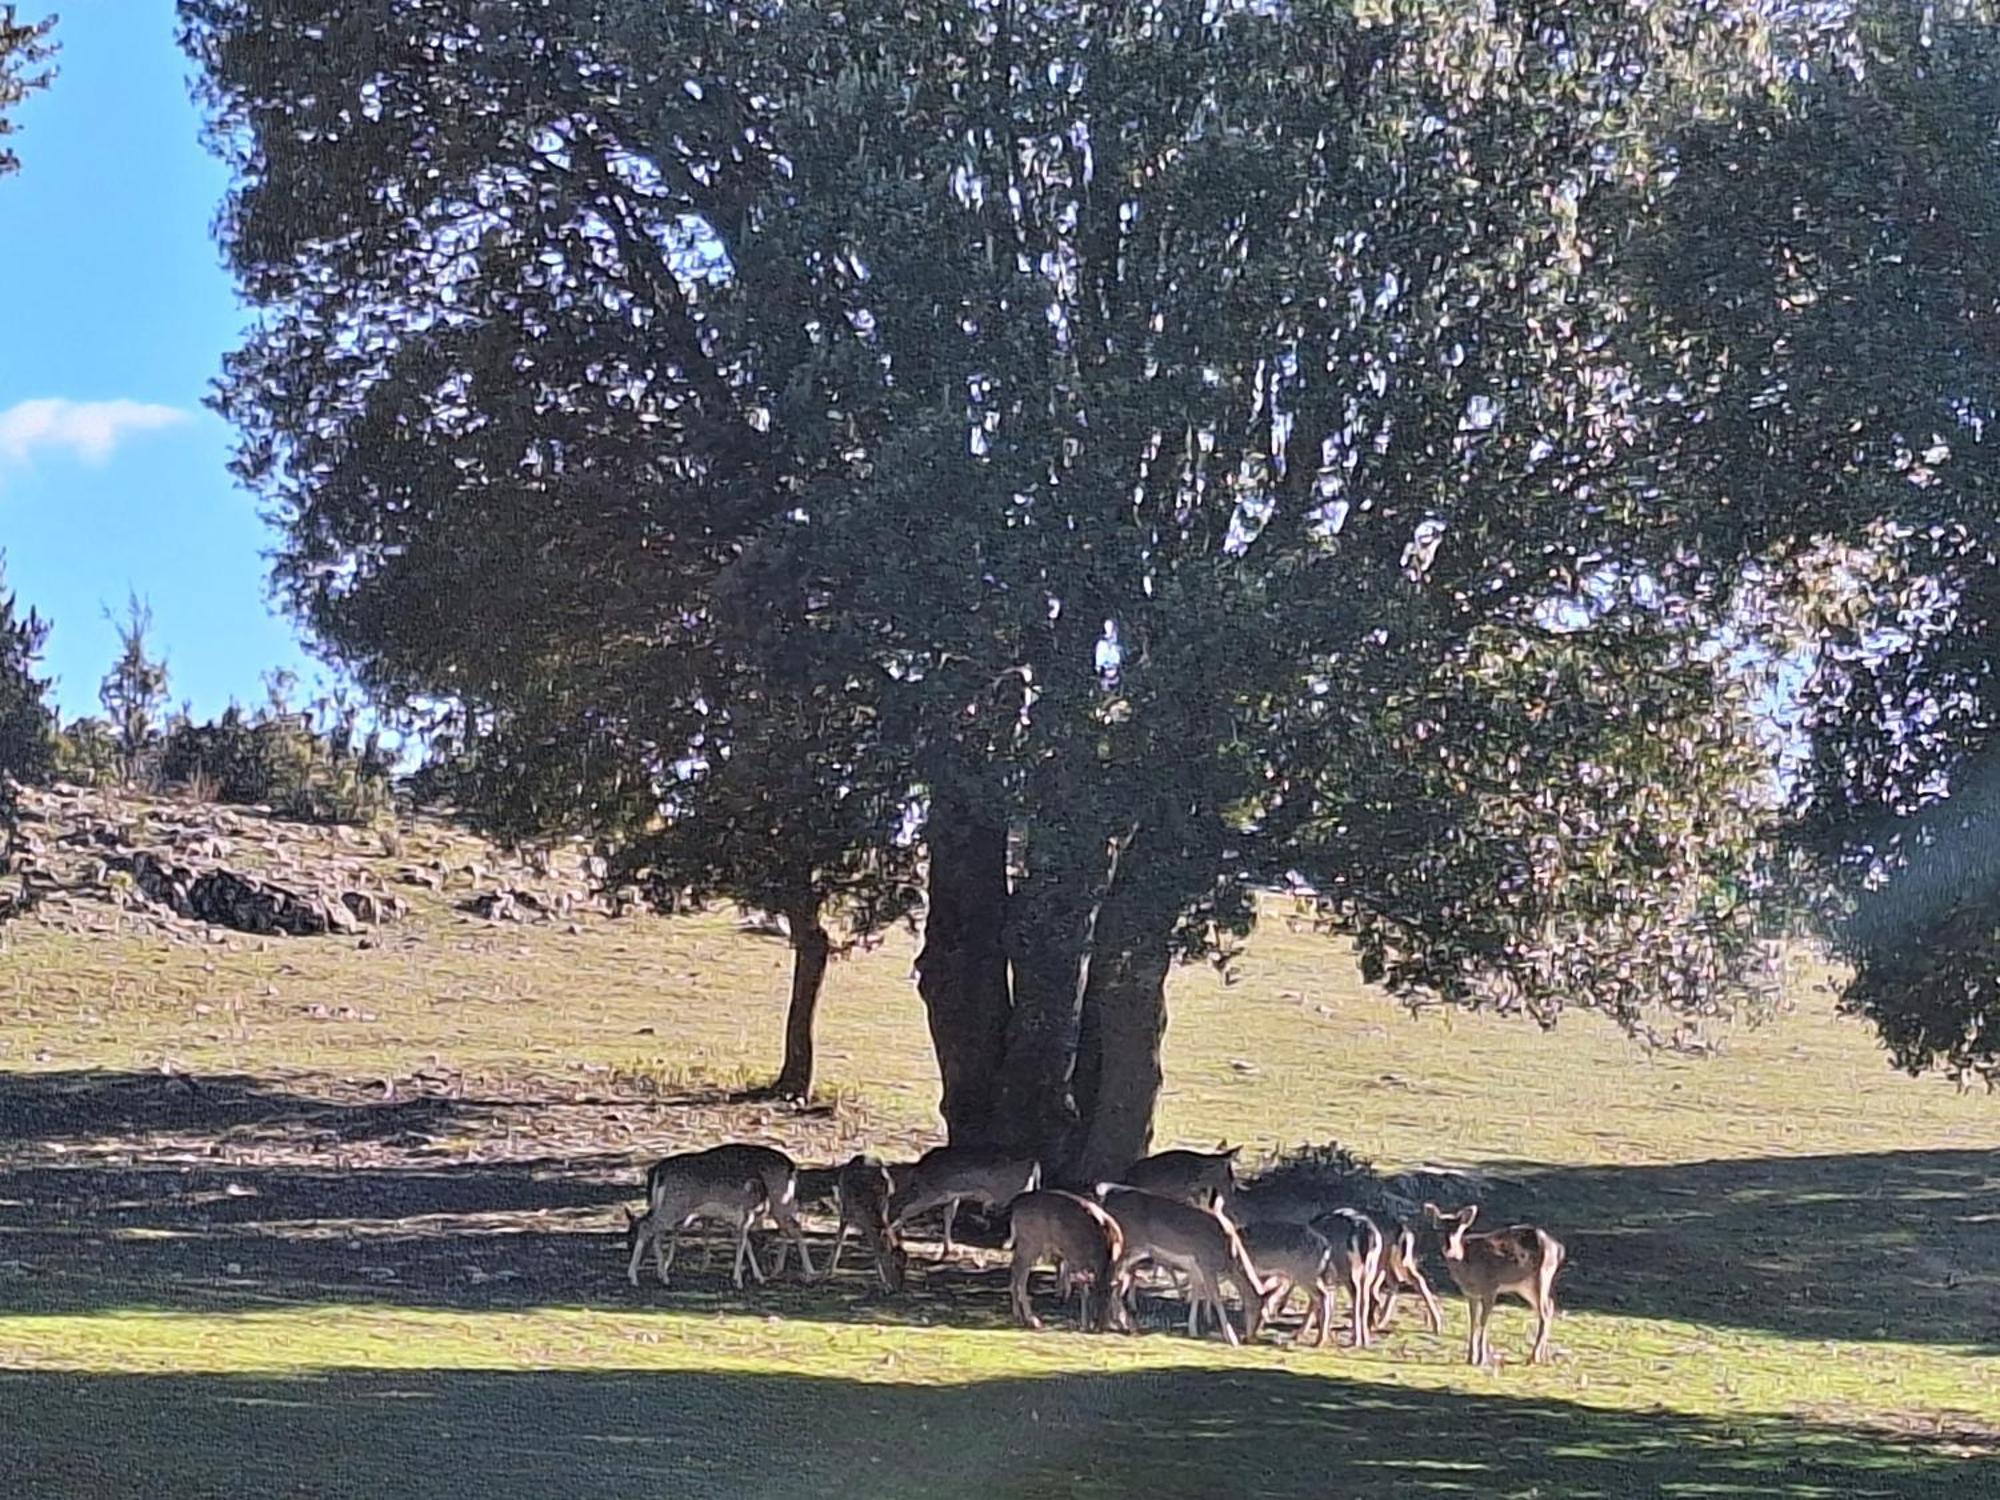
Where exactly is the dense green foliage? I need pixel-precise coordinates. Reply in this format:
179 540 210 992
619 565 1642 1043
180 0 2000 1139
158 702 394 825
0 557 57 850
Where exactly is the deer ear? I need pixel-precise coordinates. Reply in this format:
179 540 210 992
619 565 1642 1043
622 1206 638 1228
1223 1144 1241 1160
1458 1205 1479 1229
1422 1201 1442 1224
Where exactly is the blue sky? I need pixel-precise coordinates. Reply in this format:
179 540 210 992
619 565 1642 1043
0 6 317 723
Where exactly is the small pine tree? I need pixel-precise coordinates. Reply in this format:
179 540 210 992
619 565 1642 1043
99 592 170 784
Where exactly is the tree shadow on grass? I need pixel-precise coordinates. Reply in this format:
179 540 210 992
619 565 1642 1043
4 1069 1997 1354
0 1365 1988 1500
0 1067 777 1146
1488 1151 2000 1353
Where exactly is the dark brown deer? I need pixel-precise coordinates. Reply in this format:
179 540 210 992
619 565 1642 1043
1372 1215 1446 1337
828 1154 907 1293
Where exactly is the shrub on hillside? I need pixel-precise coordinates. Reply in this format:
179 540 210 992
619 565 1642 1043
158 707 392 825
51 716 121 787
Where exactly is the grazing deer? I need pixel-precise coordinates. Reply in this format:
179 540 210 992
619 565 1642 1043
1372 1215 1446 1337
1096 1185 1270 1346
644 1143 818 1281
1006 1189 1129 1332
1238 1220 1332 1343
1423 1202 1566 1366
624 1163 769 1289
1308 1208 1385 1349
887 1146 1042 1261
1121 1143 1241 1211
828 1153 907 1293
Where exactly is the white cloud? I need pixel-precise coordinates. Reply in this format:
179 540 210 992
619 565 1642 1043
0 398 192 469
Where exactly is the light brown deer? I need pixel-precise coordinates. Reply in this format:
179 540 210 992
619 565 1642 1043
828 1153 907 1293
887 1146 1042 1261
1096 1185 1270 1345
1006 1189 1128 1332
1423 1202 1566 1366
640 1152 812 1280
624 1160 769 1290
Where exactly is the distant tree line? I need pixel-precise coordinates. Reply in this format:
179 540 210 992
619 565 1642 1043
0 571 393 831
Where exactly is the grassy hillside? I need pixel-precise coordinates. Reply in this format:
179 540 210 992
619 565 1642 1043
1 796 1997 1497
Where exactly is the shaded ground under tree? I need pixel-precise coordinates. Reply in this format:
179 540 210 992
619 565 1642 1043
1 1365 1988 1499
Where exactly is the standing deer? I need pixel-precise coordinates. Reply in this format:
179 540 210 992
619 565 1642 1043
887 1146 1042 1261
624 1160 770 1290
1238 1220 1333 1343
1423 1202 1566 1366
1006 1189 1128 1332
828 1153 907 1293
1309 1208 1386 1349
643 1143 818 1281
1096 1185 1270 1345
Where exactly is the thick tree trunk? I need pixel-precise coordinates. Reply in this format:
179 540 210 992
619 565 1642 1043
989 912 1090 1163
988 823 1139 1168
1068 937 1170 1184
913 795 1012 1144
772 905 831 1100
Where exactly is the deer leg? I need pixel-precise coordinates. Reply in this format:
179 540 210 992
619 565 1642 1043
1210 1274 1241 1348
792 1203 818 1280
828 1216 850 1278
626 1219 653 1288
1257 1274 1292 1341
1010 1256 1041 1330
1374 1279 1400 1333
1358 1261 1385 1344
780 1201 817 1281
1349 1262 1371 1348
1416 1269 1446 1335
660 1216 692 1284
940 1198 960 1259
1532 1267 1558 1364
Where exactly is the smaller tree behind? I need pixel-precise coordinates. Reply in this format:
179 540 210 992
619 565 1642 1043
99 593 169 785
0 555 57 857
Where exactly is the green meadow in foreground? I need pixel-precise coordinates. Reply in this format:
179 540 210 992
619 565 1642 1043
1 885 1996 1497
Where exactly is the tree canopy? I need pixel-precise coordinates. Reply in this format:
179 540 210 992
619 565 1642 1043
0 6 54 179
182 0 2000 1160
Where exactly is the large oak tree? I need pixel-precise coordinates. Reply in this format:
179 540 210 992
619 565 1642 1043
184 0 1992 1171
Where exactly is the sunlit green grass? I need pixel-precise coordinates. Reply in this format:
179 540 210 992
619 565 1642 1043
3 886 1998 1496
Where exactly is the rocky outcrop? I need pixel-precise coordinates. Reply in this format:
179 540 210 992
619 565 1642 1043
2 781 625 945
116 850 406 937
4 784 412 943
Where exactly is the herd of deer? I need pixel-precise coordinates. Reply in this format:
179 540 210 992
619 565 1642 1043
622 1141 1568 1366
